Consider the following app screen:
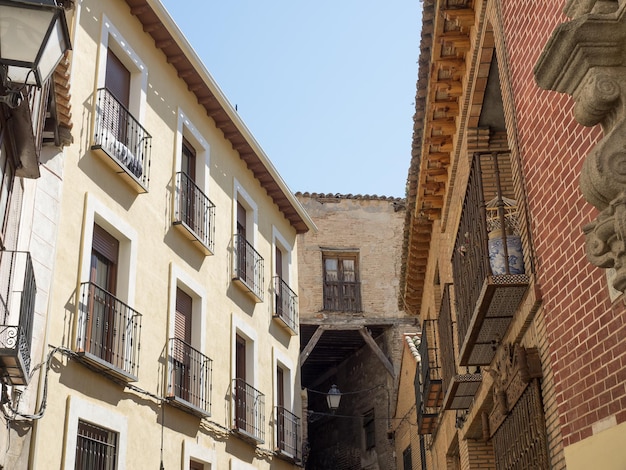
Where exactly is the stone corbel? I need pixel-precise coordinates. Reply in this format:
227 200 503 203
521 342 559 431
535 1 626 293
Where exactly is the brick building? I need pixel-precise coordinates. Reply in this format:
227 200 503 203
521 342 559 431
296 193 416 469
401 0 626 469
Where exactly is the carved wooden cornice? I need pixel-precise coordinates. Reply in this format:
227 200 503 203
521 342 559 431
535 1 626 292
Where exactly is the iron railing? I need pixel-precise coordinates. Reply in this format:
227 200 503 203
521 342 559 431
452 153 491 345
77 282 142 379
273 276 298 333
275 406 301 461
438 284 456 396
323 280 361 312
232 377 265 443
167 337 212 415
174 171 215 252
75 420 118 469
93 87 151 188
419 319 442 408
233 234 264 301
0 251 36 385
452 152 528 366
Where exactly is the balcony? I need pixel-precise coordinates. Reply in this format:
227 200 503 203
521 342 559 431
232 378 265 444
439 284 483 410
452 152 529 366
273 277 298 334
275 406 301 463
166 338 212 417
173 172 215 255
233 234 264 302
91 88 151 192
0 252 36 386
417 319 443 434
76 282 142 382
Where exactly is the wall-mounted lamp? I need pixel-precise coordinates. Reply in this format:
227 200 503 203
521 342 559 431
0 0 71 97
326 384 341 412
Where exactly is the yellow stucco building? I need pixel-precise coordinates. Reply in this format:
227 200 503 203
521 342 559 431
20 1 315 468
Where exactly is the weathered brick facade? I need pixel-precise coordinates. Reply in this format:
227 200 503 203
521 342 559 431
402 0 626 469
297 194 415 469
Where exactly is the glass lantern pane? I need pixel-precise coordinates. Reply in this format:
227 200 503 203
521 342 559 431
0 5 55 84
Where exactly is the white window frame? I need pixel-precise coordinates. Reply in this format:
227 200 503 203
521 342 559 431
272 226 293 285
175 108 210 192
182 440 216 469
96 14 148 122
233 178 258 246
63 395 128 470
168 263 207 353
78 193 138 305
231 315 258 387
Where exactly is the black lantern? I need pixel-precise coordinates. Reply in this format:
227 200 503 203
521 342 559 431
326 384 341 411
0 0 71 88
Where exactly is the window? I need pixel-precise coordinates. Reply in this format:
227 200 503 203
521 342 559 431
403 445 412 470
167 266 211 415
92 16 150 189
75 420 118 470
232 183 263 301
323 251 361 312
76 196 141 381
173 113 214 253
189 461 204 470
364 409 375 450
231 318 265 443
273 229 297 333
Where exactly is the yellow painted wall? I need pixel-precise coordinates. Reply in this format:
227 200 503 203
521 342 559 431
31 0 305 468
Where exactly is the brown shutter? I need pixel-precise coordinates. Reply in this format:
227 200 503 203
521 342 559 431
105 48 130 108
175 287 192 343
236 334 246 380
92 223 119 263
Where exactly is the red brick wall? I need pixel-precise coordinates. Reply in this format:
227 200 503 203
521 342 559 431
499 0 626 447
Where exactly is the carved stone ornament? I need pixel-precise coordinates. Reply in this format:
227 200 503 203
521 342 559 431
487 344 542 438
535 0 626 293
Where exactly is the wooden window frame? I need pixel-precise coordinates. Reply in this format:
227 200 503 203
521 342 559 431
322 251 361 312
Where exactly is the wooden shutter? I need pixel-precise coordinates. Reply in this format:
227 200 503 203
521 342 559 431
92 224 119 264
277 367 285 408
105 48 130 108
236 201 246 239
175 287 192 344
275 247 283 278
236 334 246 380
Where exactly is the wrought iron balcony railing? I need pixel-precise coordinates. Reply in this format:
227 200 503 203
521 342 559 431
452 152 529 366
275 406 301 462
273 276 298 334
92 87 151 191
323 280 362 312
0 251 36 385
415 319 442 434
438 285 483 410
232 378 265 444
233 234 264 301
77 282 142 381
173 171 216 254
166 337 212 417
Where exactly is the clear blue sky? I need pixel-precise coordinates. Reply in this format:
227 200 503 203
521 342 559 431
160 1 421 198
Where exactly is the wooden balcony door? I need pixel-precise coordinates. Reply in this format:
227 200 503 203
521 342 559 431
235 333 247 430
105 48 130 144
236 202 247 280
181 138 196 229
277 366 285 449
174 287 192 402
89 224 118 365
